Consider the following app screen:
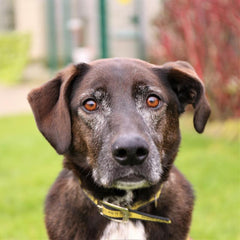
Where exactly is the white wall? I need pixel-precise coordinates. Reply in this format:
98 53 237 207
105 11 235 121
14 0 46 60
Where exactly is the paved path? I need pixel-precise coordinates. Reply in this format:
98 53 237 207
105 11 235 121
0 84 33 116
0 62 53 116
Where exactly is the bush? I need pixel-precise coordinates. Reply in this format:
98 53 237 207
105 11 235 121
151 0 240 119
0 32 30 85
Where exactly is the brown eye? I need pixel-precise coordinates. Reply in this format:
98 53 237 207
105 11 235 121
83 99 98 112
146 95 161 108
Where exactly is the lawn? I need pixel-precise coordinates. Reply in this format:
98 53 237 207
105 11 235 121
0 114 239 239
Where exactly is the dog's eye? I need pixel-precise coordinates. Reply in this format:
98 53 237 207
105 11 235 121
83 99 98 112
146 95 161 109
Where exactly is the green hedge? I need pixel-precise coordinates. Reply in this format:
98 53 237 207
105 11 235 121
0 32 30 85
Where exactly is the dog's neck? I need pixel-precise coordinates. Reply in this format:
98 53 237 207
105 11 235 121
80 181 172 224
103 190 134 207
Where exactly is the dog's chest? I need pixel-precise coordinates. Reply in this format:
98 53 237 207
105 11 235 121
100 221 146 240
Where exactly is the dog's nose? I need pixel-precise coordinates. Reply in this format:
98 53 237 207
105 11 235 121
112 135 149 166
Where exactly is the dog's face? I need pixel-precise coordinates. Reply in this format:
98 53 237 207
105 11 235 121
28 58 210 190
70 59 177 189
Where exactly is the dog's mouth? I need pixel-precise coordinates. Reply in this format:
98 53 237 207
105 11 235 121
112 174 150 190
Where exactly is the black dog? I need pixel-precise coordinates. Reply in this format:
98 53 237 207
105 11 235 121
28 58 210 240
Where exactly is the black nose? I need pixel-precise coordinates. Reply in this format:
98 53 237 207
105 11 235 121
112 135 149 166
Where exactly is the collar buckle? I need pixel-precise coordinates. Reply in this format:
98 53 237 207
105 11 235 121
97 200 130 223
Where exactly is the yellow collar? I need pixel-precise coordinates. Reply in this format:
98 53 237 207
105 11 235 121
82 184 171 224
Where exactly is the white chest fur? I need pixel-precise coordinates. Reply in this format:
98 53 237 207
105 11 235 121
100 221 147 240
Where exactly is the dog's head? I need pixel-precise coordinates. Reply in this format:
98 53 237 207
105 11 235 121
28 58 210 190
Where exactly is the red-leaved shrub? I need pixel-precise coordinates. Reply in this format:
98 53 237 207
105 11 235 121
151 0 240 119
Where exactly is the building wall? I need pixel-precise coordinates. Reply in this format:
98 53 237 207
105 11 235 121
0 0 14 31
14 0 46 60
108 0 161 59
108 0 138 58
13 0 161 62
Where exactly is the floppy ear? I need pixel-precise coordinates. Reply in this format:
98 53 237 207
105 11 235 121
28 63 89 154
157 61 211 133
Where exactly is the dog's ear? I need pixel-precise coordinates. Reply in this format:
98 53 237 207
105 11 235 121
28 63 89 154
155 61 211 133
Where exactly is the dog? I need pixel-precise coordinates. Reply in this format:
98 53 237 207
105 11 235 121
28 58 210 240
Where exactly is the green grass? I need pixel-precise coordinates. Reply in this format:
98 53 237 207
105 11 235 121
0 114 239 239
177 117 240 239
0 115 61 239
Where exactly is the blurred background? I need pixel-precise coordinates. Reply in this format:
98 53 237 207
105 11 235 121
0 0 239 239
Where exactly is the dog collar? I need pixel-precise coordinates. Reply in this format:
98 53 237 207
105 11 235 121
82 184 171 224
